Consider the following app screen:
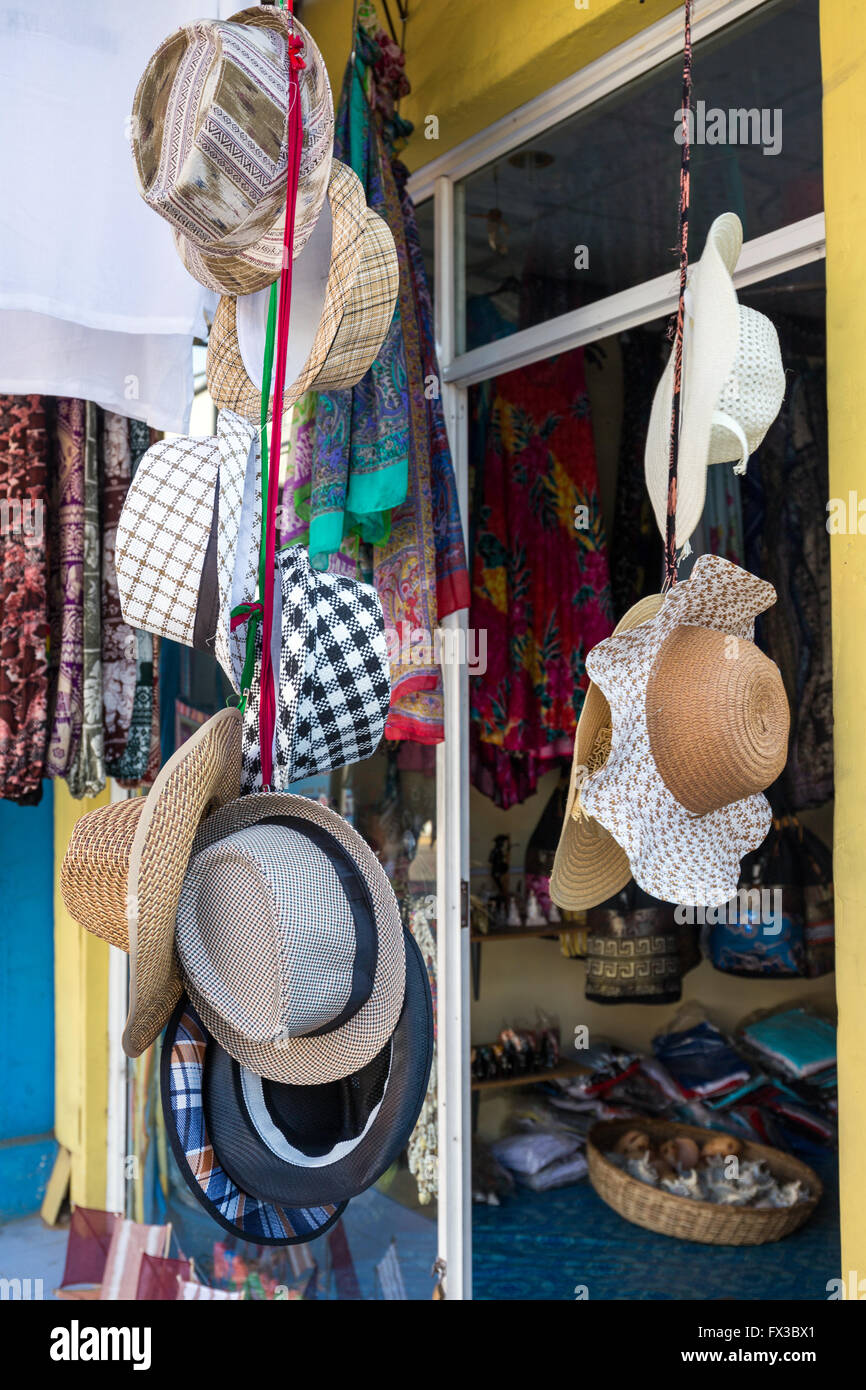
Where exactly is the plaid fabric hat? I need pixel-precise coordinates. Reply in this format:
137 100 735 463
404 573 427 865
60 709 243 1056
132 6 333 296
162 999 346 1245
182 929 431 1210
114 410 260 693
241 545 392 793
207 162 398 423
174 792 406 1085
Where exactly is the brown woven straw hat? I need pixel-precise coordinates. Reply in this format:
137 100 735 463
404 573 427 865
60 709 242 1057
646 625 789 816
576 554 788 908
174 792 406 1086
550 594 664 913
207 166 398 422
132 6 333 296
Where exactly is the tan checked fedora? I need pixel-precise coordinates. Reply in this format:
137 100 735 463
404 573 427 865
173 792 406 1086
60 708 243 1057
207 162 398 421
555 554 789 911
550 593 664 913
132 5 333 296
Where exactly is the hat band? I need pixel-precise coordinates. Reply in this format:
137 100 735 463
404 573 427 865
711 409 750 471
257 815 379 1040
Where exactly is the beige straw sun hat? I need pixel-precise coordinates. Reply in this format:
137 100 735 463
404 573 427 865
60 709 243 1057
551 555 790 911
206 160 399 422
550 593 664 913
131 6 333 296
644 212 786 549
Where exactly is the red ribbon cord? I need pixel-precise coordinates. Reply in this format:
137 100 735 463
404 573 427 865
258 26 303 787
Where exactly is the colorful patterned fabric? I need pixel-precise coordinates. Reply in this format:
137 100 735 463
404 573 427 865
109 419 155 785
162 1000 345 1245
469 347 613 807
743 320 832 811
0 395 50 802
45 398 85 778
101 411 137 763
66 403 105 798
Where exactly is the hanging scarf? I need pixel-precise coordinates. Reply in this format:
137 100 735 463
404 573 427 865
101 411 137 761
66 403 105 798
45 398 85 777
110 419 156 785
0 395 50 802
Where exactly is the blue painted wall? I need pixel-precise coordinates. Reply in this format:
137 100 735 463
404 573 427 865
0 784 57 1218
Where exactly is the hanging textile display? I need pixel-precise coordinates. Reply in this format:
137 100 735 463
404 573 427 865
0 394 50 802
101 412 137 763
45 397 85 778
110 419 157 785
295 8 469 742
66 403 106 799
469 347 614 809
742 321 832 811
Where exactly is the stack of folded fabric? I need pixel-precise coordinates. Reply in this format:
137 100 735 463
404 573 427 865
652 1014 752 1102
58 6 434 1246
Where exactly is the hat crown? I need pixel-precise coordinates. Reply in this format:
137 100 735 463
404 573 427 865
645 624 790 817
176 823 366 1044
710 304 786 465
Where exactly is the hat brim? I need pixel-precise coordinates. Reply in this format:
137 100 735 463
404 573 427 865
203 929 432 1208
549 593 664 912
162 997 347 1246
179 791 406 1086
644 212 743 549
207 160 368 420
60 708 243 1057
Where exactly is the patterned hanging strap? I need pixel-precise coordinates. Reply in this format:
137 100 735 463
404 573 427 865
664 0 693 590
232 0 304 792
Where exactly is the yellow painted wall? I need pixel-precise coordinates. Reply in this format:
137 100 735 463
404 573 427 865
304 0 682 172
54 781 111 1210
820 0 866 1287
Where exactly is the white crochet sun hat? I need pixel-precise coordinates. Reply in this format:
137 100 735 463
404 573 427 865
644 213 786 549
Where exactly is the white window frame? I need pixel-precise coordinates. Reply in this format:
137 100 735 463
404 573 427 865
420 0 825 1299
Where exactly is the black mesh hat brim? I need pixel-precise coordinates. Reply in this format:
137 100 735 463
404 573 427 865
203 929 433 1208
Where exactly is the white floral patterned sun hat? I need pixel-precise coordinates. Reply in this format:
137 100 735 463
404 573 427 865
575 554 790 908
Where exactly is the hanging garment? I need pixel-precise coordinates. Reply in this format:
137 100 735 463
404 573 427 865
609 331 664 617
0 395 50 802
66 404 105 799
110 420 156 785
45 398 85 778
0 2 217 433
469 347 614 807
742 320 832 810
101 412 137 762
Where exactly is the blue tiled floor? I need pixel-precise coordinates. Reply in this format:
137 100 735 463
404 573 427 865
472 1155 840 1301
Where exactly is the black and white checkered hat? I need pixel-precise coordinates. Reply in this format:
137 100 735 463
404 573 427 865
175 791 406 1085
241 545 391 793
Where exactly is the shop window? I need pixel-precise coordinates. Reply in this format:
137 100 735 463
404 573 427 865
455 0 822 355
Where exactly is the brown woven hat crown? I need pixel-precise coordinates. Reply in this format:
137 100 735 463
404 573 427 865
60 709 242 1057
132 6 333 296
645 625 790 816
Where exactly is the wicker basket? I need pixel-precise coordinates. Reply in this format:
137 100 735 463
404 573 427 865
587 1118 821 1246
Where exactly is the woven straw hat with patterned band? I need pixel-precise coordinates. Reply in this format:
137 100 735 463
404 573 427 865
172 791 406 1086
644 212 786 549
60 708 243 1058
207 161 399 421
131 6 333 296
555 554 789 911
550 593 664 913
114 409 260 695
